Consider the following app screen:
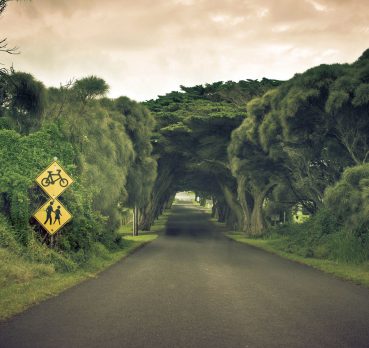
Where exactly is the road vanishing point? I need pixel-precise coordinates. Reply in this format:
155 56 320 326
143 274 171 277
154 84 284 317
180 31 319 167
1 201 369 347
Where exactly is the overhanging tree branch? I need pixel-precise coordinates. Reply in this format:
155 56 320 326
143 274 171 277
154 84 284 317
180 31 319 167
0 38 19 55
0 0 8 14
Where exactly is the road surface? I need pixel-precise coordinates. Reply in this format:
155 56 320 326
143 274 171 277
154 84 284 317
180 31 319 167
1 202 369 347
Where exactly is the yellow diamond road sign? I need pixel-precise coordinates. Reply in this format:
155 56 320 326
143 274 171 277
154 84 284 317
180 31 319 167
36 161 74 198
33 198 72 235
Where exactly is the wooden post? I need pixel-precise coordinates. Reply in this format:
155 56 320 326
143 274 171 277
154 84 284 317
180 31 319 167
135 205 139 236
132 207 136 236
133 205 139 236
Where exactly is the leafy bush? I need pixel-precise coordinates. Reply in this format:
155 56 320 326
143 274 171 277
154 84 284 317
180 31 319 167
325 163 369 230
270 165 369 263
328 230 369 264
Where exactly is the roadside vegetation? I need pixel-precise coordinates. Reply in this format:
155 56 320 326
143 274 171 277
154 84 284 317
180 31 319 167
225 164 369 286
226 232 369 287
0 1 164 320
0 56 171 319
0 212 167 320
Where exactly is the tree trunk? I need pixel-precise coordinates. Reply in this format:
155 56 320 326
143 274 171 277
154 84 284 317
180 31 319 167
211 196 217 218
133 205 139 236
139 203 153 231
237 176 252 234
250 183 277 236
199 196 206 206
220 184 243 231
165 192 176 209
138 164 173 230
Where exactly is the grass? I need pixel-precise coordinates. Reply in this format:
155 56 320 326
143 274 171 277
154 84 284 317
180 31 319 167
226 232 369 288
119 210 170 236
193 202 212 214
0 213 169 321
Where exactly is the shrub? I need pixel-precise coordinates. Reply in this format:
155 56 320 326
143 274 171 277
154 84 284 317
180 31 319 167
328 230 369 264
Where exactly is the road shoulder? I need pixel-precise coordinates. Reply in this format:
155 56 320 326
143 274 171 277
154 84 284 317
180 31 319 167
225 232 369 288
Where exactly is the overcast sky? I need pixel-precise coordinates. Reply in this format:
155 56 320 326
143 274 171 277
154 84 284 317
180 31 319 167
1 0 368 101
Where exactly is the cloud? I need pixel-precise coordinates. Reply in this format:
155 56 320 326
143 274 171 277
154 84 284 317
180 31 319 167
306 0 329 12
1 0 368 101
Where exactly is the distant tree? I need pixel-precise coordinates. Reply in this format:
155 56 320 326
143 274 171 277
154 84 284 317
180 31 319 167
228 106 282 234
9 72 46 115
72 76 109 104
115 96 157 211
43 85 137 236
0 71 46 133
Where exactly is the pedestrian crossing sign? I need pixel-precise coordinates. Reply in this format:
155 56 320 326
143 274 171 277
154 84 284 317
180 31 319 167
33 198 72 235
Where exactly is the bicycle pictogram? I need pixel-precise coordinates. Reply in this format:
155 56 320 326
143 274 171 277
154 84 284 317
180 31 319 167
41 170 69 188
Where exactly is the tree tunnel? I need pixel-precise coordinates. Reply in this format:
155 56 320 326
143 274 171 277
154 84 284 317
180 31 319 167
140 52 369 236
138 79 285 235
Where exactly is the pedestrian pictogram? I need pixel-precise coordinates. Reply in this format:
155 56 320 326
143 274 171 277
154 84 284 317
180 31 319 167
33 198 72 235
35 161 74 198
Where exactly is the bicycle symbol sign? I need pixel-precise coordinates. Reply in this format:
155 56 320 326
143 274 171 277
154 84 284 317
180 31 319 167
36 161 74 198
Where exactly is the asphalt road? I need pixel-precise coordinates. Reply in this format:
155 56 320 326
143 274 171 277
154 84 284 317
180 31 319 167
1 203 369 348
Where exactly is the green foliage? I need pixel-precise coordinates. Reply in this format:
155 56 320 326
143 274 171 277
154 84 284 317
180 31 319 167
352 83 369 106
325 163 369 231
0 71 46 134
0 214 21 253
46 87 156 239
115 97 157 208
0 125 76 246
254 145 369 264
0 247 54 289
26 237 77 272
10 72 46 116
57 101 135 232
147 79 276 201
325 90 350 113
269 201 369 264
0 72 157 274
329 230 369 264
229 49 369 236
269 208 338 256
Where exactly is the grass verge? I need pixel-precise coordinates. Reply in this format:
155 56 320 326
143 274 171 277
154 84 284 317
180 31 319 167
0 212 169 321
226 232 369 288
